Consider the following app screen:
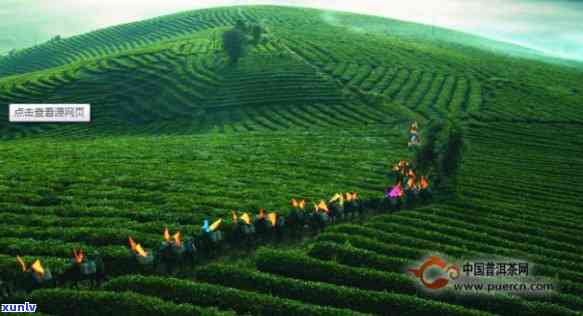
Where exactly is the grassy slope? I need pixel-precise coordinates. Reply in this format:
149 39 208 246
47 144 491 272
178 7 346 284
1 6 582 138
0 5 582 316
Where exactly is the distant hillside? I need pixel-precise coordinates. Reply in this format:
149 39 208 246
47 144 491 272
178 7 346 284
0 5 582 139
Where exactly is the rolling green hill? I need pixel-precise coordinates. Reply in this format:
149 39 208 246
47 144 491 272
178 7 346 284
1 6 582 138
0 5 582 316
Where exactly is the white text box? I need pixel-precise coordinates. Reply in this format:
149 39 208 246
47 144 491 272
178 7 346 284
9 104 91 123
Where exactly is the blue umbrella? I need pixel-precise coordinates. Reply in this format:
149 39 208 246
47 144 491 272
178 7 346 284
202 220 210 233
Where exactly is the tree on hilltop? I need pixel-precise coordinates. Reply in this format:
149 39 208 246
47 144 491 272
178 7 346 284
222 28 245 64
251 25 263 44
235 19 248 32
222 20 266 63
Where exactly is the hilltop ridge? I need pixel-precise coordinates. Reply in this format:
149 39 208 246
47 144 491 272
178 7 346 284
0 5 582 139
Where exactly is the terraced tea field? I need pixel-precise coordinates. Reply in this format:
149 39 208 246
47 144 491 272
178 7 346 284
0 126 407 279
98 123 583 316
1 5 582 316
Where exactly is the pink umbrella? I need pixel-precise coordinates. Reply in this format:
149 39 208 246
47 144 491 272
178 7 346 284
387 183 403 199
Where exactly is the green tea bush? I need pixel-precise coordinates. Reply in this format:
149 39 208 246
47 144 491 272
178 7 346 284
27 289 232 316
196 264 492 316
103 275 365 316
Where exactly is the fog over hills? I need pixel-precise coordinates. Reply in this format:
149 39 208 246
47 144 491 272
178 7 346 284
1 0 582 61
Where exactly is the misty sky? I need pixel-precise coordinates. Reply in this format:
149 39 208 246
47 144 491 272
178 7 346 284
1 0 582 60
